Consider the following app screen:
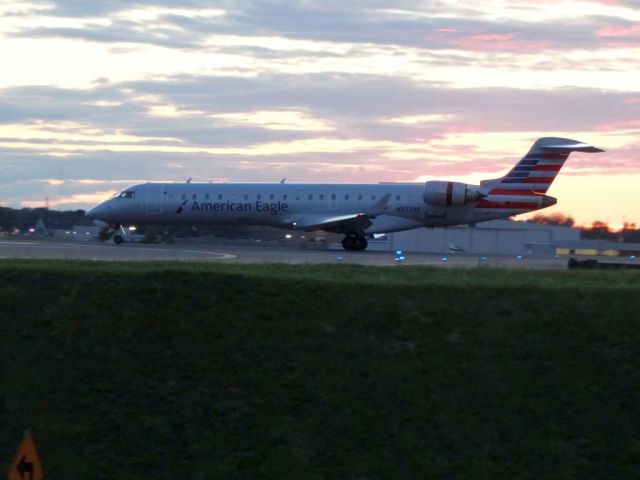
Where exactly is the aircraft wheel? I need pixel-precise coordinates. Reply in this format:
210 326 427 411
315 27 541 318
355 235 368 251
342 235 368 251
341 235 356 251
113 234 124 245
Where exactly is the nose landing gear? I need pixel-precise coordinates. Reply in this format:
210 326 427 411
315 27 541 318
341 234 368 251
98 223 127 244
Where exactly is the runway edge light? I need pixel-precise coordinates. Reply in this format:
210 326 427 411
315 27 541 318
8 427 44 480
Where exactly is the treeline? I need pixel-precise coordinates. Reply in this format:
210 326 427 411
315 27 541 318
581 221 640 243
527 213 640 243
0 206 306 241
0 207 91 231
0 206 261 238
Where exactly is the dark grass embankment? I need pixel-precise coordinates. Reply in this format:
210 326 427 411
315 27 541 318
1 260 640 479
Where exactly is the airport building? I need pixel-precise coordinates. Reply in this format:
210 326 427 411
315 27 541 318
363 220 640 257
368 220 580 256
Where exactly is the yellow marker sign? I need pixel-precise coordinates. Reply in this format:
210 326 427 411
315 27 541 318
8 428 44 480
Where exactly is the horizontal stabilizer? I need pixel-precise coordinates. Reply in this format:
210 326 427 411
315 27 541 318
537 141 604 153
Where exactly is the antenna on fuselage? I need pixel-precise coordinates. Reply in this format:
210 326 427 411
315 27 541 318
280 177 287 184
186 178 192 183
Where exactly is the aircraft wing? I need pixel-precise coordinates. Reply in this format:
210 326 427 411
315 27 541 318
285 193 391 234
288 213 373 233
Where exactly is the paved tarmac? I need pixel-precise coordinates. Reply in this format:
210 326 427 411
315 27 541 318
0 239 574 268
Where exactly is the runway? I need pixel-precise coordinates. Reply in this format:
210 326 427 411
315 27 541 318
0 239 571 268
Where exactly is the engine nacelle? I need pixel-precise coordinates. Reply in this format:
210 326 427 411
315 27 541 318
424 181 482 206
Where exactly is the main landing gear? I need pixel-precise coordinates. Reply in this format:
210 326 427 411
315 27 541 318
341 234 368 251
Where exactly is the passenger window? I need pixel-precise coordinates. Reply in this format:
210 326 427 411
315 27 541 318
244 194 248 200
371 195 376 200
257 194 262 200
395 195 400 201
331 194 336 201
345 194 349 200
270 194 274 200
218 194 223 200
283 194 288 200
181 194 186 200
205 194 210 200
192 194 197 200
319 194 324 200
295 194 300 201
308 194 313 200
358 195 362 201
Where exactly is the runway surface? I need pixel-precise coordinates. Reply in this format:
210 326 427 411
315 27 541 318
0 239 573 268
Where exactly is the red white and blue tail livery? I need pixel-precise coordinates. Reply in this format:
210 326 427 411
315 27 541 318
464 137 603 224
87 137 603 250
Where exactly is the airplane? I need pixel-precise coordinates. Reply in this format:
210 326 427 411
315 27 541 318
86 137 603 250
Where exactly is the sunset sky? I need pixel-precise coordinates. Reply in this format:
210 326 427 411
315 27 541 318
0 0 638 225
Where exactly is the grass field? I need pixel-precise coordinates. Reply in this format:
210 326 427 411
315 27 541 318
1 260 640 479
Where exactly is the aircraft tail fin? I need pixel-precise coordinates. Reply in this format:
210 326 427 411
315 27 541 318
480 137 603 195
470 137 603 217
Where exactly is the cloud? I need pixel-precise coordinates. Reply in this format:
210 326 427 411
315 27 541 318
596 20 640 46
29 0 209 17
2 73 639 147
10 0 627 53
0 1 638 224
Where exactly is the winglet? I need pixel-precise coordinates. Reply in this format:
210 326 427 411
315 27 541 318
367 193 392 216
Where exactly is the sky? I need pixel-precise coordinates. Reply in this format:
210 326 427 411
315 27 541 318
0 0 639 226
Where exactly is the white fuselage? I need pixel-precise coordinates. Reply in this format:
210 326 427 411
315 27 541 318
86 182 499 234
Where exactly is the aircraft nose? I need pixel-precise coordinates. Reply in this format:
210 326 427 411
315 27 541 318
86 201 110 220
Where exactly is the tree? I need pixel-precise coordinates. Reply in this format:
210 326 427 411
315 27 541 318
581 221 616 241
527 213 575 227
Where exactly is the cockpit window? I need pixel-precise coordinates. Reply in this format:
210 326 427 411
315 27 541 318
114 191 135 199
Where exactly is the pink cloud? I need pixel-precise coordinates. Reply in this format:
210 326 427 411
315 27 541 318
596 23 640 46
435 31 552 52
594 120 640 131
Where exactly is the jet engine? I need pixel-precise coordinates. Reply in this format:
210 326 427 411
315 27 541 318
424 181 482 206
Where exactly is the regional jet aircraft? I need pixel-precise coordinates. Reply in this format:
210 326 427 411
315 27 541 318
86 137 603 251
